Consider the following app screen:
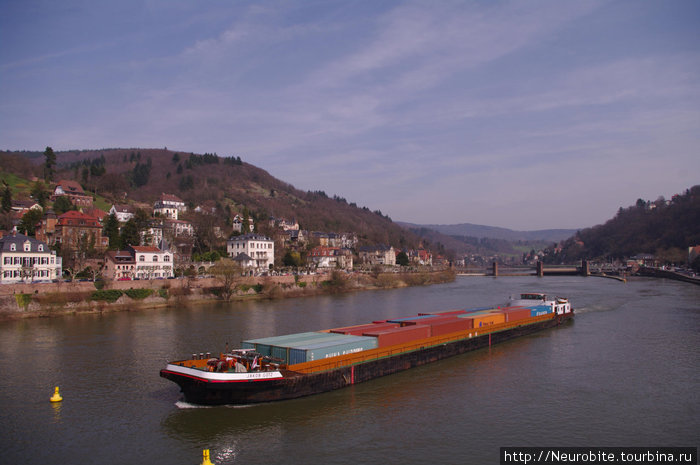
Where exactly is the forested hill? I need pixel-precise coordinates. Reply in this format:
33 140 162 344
553 185 700 263
0 148 418 248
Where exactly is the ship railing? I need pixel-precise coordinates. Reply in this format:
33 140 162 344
288 313 556 374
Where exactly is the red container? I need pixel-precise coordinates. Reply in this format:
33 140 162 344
364 325 431 348
500 308 531 322
430 318 473 337
330 322 399 336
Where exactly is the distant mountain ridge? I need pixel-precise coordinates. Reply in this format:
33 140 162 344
397 222 577 242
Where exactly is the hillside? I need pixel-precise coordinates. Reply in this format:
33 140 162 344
551 185 700 263
0 148 419 249
397 222 577 242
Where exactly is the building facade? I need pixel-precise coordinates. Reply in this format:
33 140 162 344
52 179 93 207
309 246 353 270
0 233 62 283
227 234 274 271
154 193 186 220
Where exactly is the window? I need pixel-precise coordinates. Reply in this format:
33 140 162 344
24 242 31 252
164 255 170 262
38 245 44 252
152 255 158 262
139 255 145 262
10 244 16 251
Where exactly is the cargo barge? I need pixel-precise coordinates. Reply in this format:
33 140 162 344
160 293 573 405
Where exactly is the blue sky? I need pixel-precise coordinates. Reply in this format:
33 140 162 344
1 1 699 230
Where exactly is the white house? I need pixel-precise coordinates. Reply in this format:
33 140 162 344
164 219 194 237
109 204 135 223
227 234 274 271
0 233 62 283
128 245 174 279
154 193 186 220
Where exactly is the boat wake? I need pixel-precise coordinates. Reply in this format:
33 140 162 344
175 400 254 409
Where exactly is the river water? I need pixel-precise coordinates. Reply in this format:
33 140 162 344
0 276 698 464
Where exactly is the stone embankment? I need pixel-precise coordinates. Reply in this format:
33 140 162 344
0 270 456 320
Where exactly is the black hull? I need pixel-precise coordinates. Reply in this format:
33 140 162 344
160 313 573 405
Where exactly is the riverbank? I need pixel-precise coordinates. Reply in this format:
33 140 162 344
0 270 456 320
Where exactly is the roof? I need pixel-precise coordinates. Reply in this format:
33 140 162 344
111 204 135 213
159 193 184 203
0 233 51 253
55 180 86 195
232 253 254 262
228 233 272 242
56 210 101 227
128 245 163 253
105 250 135 264
83 208 108 221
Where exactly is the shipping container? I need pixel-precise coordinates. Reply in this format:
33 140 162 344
430 318 473 337
330 322 399 336
399 315 459 326
460 312 505 328
418 309 467 316
284 335 378 364
500 308 531 322
364 325 431 348
387 315 437 326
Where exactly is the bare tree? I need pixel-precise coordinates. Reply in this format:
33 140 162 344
210 258 241 301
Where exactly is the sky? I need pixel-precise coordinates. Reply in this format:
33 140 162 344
1 0 699 230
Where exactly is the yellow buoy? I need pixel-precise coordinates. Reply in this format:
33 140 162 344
201 449 214 465
50 386 62 402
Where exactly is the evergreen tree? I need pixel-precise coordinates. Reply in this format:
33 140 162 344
119 218 140 248
1 183 12 213
18 209 44 236
30 181 49 207
103 213 120 250
43 146 57 182
53 196 75 215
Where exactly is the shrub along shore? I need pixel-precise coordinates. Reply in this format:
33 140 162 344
0 270 456 320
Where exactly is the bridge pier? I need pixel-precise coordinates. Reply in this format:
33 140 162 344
536 261 544 277
492 262 498 277
581 260 590 277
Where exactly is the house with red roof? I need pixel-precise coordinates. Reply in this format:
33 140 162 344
51 179 93 207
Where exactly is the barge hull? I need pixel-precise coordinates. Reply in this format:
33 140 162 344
161 313 572 405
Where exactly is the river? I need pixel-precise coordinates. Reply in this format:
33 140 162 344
0 276 698 464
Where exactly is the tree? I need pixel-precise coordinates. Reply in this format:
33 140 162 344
282 251 302 267
53 195 75 215
43 146 56 182
210 258 241 301
18 209 44 235
119 218 141 248
103 213 120 250
396 251 409 266
1 182 11 213
30 181 50 207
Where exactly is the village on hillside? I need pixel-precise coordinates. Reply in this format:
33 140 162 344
0 178 444 285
